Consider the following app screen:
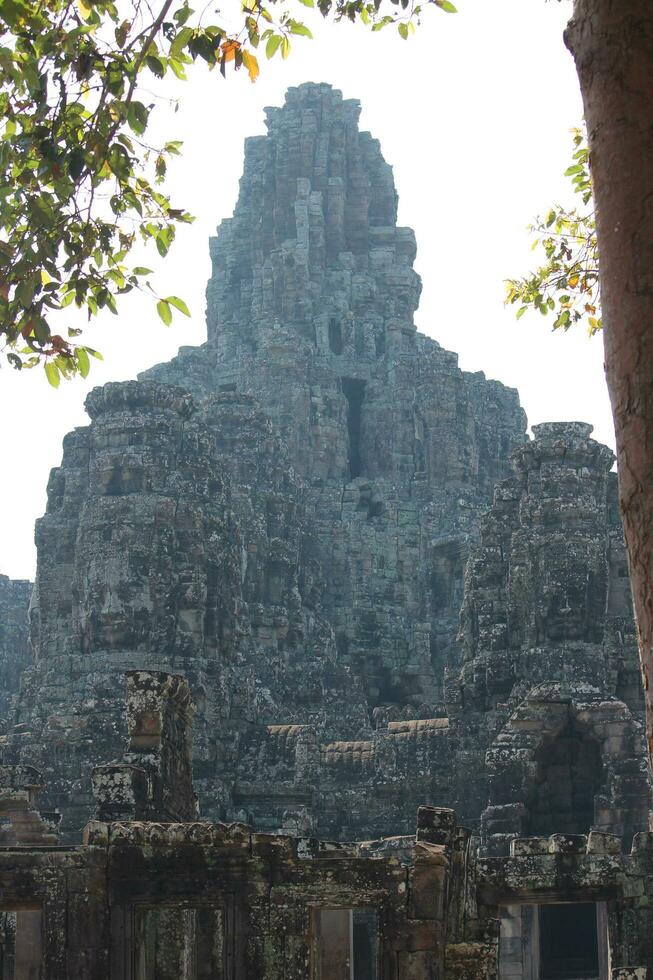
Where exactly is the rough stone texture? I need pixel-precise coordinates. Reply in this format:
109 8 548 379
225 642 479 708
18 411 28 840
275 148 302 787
0 381 368 837
0 83 650 902
449 422 651 850
92 670 198 823
0 575 31 721
0 677 650 978
0 83 532 842
142 82 528 711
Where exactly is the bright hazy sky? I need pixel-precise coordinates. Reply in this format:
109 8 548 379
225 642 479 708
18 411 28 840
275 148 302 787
0 0 612 582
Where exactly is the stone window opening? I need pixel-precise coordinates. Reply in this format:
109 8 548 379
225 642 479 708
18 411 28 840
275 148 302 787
105 465 145 496
355 485 384 520
311 908 378 980
354 323 364 356
367 498 383 519
264 559 285 605
341 379 366 480
329 318 344 355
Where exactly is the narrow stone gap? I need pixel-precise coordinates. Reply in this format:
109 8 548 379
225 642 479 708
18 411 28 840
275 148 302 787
341 378 366 479
328 317 343 354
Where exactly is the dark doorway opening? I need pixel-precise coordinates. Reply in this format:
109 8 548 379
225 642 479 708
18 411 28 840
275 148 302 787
526 720 603 837
352 910 377 980
329 318 343 354
127 905 227 980
539 904 599 979
342 378 366 479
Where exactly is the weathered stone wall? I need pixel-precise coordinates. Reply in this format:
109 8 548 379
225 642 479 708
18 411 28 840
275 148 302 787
143 83 527 710
0 803 496 980
0 672 649 979
0 84 649 858
0 575 31 721
0 770 650 978
0 381 371 838
3 382 251 834
450 422 651 847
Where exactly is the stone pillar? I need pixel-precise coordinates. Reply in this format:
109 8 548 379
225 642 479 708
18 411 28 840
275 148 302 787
92 671 198 823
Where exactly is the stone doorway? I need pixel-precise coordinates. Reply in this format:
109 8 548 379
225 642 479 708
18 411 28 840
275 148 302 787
499 903 608 980
311 908 378 980
113 905 230 980
526 722 604 838
0 909 43 980
539 903 599 979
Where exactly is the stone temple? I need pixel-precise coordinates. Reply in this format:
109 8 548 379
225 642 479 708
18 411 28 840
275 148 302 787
0 83 651 978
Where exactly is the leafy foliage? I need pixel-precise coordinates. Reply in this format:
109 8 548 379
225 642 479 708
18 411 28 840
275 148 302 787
0 0 453 385
505 127 600 335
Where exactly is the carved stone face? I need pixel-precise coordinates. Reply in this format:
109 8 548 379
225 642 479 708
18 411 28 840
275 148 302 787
509 526 607 649
543 580 590 641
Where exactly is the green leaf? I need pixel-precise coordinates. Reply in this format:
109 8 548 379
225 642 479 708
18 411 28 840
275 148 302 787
44 360 60 388
516 306 528 320
68 149 86 180
77 347 90 378
168 58 187 80
157 298 172 325
165 295 190 316
287 19 313 38
435 0 457 10
170 26 194 58
156 227 173 256
265 33 282 58
146 54 165 78
174 4 194 25
398 22 408 38
132 267 153 276
127 102 149 136
115 19 131 47
77 0 93 21
16 277 38 308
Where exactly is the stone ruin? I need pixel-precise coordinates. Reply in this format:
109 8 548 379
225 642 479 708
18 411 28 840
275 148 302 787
0 82 651 977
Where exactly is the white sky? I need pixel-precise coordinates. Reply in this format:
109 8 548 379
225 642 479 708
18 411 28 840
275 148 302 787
0 0 613 582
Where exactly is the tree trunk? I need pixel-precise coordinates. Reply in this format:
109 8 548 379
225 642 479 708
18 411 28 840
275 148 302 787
565 2 653 770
